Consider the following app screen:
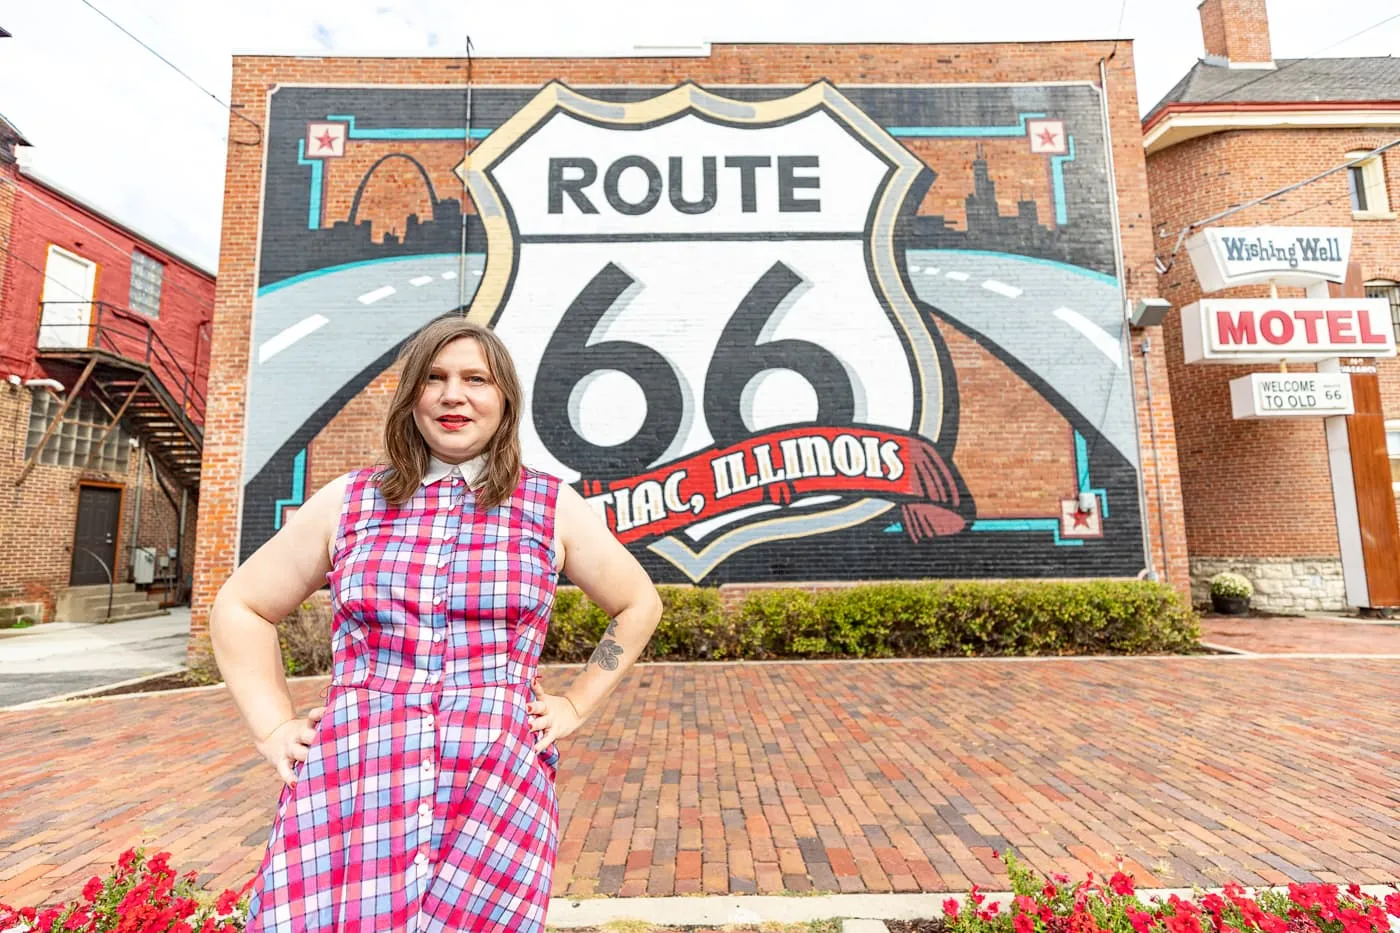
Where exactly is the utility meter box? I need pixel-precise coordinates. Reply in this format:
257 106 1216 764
132 547 156 585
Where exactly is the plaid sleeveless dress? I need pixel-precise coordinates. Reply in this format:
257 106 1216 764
245 462 562 932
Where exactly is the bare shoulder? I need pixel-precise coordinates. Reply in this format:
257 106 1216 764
553 479 603 535
282 471 359 561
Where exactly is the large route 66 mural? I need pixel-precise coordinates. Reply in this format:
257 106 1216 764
241 79 1146 584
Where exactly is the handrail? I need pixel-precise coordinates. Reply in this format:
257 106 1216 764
37 301 206 427
75 547 115 621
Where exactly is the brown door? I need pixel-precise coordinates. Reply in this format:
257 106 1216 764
71 485 121 586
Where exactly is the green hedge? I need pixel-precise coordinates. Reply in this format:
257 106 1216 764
544 580 1199 661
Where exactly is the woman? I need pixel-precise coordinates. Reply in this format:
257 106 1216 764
211 316 662 932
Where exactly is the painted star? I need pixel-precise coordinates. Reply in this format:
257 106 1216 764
1071 508 1093 529
1037 127 1058 148
315 129 338 151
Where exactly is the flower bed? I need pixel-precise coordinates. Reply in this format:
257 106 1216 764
0 848 252 933
6 848 1394 933
891 852 1400 933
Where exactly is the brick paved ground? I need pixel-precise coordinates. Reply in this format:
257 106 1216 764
1200 615 1400 655
2 657 1399 910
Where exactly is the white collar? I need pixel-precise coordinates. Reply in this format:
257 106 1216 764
422 454 486 487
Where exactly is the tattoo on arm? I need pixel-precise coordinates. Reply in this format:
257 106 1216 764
588 638 623 671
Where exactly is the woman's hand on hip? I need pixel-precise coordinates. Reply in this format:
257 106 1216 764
255 705 326 786
527 682 581 753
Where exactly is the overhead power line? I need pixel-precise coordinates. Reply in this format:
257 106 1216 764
1160 134 1400 272
73 0 262 145
0 176 219 308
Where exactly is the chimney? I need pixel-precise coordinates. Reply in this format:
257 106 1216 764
1197 0 1274 67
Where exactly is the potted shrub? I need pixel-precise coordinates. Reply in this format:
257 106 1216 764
1209 571 1253 615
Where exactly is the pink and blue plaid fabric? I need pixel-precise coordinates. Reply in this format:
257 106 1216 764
246 464 561 932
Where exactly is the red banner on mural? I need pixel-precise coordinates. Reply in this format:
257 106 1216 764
577 426 968 545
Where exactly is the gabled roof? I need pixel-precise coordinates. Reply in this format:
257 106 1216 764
1145 56 1400 125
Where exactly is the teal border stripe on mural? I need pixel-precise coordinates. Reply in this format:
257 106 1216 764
886 112 1046 137
326 115 492 140
1074 429 1109 518
919 249 1115 287
970 518 1083 546
885 114 1076 226
300 111 1078 233
882 426 1107 546
1050 136 1076 226
257 253 478 297
882 517 1083 546
296 139 323 230
273 449 307 530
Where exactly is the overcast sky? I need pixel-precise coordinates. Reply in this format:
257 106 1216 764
1 0 1396 271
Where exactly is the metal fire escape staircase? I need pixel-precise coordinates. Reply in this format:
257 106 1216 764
19 302 205 489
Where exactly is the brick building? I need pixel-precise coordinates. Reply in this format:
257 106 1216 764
1145 0 1400 613
0 118 213 624
190 40 1192 660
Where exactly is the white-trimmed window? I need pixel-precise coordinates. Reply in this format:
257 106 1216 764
1346 151 1392 217
1364 280 1400 341
1388 420 1400 495
129 250 164 318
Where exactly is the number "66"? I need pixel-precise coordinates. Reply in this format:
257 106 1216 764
533 261 856 478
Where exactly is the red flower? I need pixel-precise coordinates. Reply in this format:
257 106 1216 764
1385 893 1400 918
1110 872 1136 897
1016 912 1037 933
117 849 138 874
944 898 961 919
1348 885 1363 900
1125 907 1154 933
1043 882 1059 900
970 884 986 907
215 888 241 915
82 876 104 902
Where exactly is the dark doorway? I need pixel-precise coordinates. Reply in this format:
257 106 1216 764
71 485 121 586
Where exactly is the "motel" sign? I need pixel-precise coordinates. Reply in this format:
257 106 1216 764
1181 298 1396 363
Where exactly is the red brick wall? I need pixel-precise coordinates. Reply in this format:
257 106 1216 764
1146 127 1400 560
0 174 214 386
0 163 17 335
0 385 197 618
0 166 210 619
190 44 1191 663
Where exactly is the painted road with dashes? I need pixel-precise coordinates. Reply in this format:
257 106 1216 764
242 249 1131 485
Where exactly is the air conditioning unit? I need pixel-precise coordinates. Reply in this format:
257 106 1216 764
132 547 156 585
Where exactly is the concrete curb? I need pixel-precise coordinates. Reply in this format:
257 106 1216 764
542 885 1400 928
1198 641 1253 656
1 667 188 711
0 673 330 712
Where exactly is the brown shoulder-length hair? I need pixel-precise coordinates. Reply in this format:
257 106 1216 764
375 316 523 511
